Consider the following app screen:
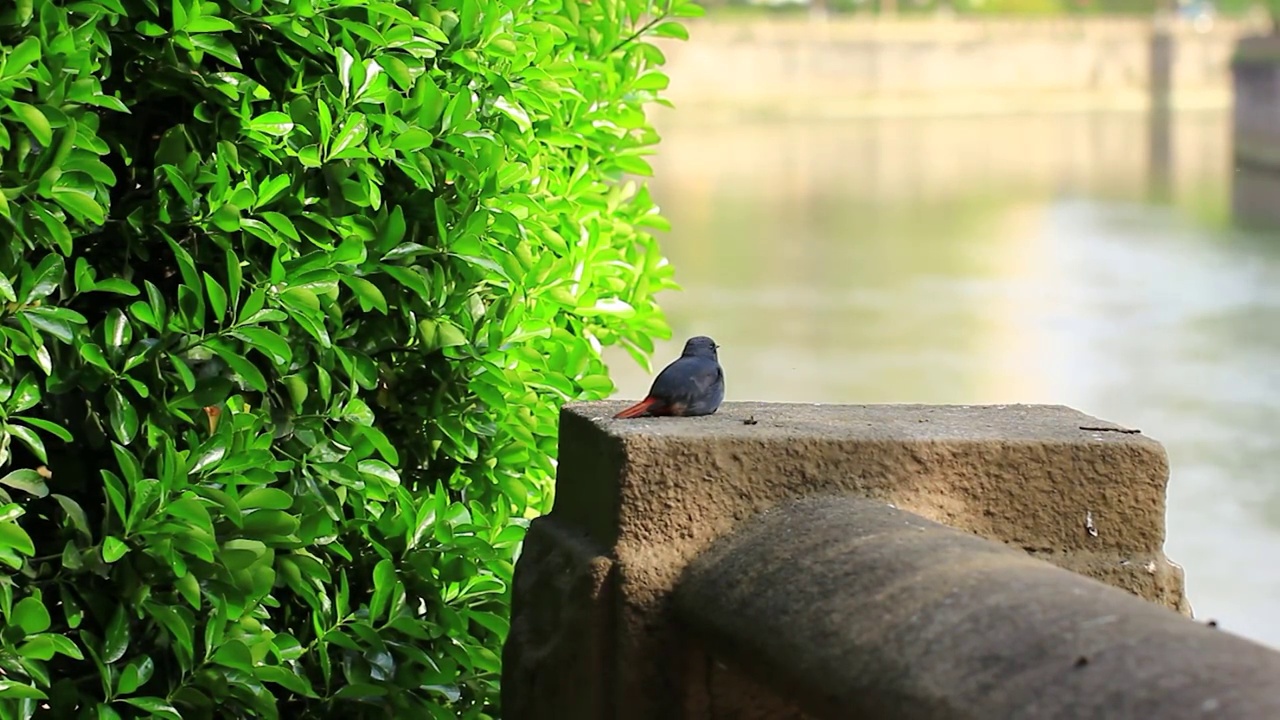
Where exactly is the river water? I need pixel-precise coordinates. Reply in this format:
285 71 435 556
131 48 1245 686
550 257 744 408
604 108 1280 649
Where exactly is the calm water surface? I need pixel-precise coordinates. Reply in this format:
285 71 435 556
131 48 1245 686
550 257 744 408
605 109 1280 648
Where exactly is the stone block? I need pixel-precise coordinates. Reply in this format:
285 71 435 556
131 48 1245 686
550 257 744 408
676 496 1280 720
502 402 1189 720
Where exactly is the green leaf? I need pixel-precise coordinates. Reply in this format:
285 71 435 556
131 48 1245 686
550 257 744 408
0 681 46 701
612 154 652 176
380 265 431 297
106 387 139 444
22 306 81 344
136 20 167 35
340 276 387 313
52 494 91 539
7 375 39 412
167 352 196 391
205 338 268 391
101 471 127 526
232 326 292 366
74 257 95 293
0 0 685 709
18 417 72 442
369 558 396 621
82 342 113 371
51 186 106 225
103 605 130 663
102 536 129 563
651 21 690 40
328 113 368 158
190 435 228 474
171 0 189 29
358 459 399 487
246 111 294 137
282 375 308 411
165 495 212 530
278 289 331 347
0 469 48 498
242 509 299 537
4 37 41 76
6 424 47 463
492 96 531 133
6 101 52 146
0 522 35 558
117 656 155 694
337 47 356 94
418 318 468 351
105 308 131 351
21 633 83 661
91 279 141 296
240 487 293 510
203 272 228 321
376 205 406 250
260 211 299 242
211 203 242 232
189 33 242 67
390 127 435 152
184 15 235 32
12 596 51 634
23 254 64 304
257 665 318 697
112 442 144 485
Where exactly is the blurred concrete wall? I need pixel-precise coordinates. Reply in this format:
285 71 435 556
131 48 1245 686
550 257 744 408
656 17 1261 118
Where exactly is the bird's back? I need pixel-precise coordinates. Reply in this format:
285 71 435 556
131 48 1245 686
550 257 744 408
651 354 724 414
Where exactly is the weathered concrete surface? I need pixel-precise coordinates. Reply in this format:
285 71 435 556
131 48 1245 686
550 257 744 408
676 496 1280 720
502 520 614 718
502 402 1188 720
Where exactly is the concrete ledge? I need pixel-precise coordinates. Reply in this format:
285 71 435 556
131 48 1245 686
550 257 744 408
503 402 1190 720
554 401 1184 606
676 496 1280 720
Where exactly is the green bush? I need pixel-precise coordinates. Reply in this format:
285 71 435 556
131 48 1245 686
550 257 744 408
0 0 694 714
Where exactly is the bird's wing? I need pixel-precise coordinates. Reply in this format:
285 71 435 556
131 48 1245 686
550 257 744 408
652 357 721 402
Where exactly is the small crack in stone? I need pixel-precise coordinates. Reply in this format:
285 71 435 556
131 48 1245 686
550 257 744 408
1078 426 1141 434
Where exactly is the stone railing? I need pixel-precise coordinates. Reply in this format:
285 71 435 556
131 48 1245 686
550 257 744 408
501 402 1280 719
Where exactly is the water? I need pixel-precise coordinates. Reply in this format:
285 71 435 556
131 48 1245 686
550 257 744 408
604 108 1280 649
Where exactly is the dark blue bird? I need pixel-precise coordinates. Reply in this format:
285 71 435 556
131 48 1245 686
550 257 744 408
614 336 725 419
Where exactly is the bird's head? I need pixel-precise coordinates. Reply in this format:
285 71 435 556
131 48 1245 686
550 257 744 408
681 335 719 359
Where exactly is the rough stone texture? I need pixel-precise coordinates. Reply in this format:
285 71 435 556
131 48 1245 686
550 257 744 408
503 402 1190 720
501 520 614 718
682 639 816 720
676 496 1280 720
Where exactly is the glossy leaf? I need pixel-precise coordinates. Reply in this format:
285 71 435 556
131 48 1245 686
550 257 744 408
0 0 689 712
0 470 48 498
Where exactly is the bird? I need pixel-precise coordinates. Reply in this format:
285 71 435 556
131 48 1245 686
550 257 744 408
613 336 725 419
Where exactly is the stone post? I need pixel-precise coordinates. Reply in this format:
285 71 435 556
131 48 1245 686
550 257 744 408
501 402 1188 720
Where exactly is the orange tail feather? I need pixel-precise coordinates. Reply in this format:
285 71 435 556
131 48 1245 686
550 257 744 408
614 397 661 419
